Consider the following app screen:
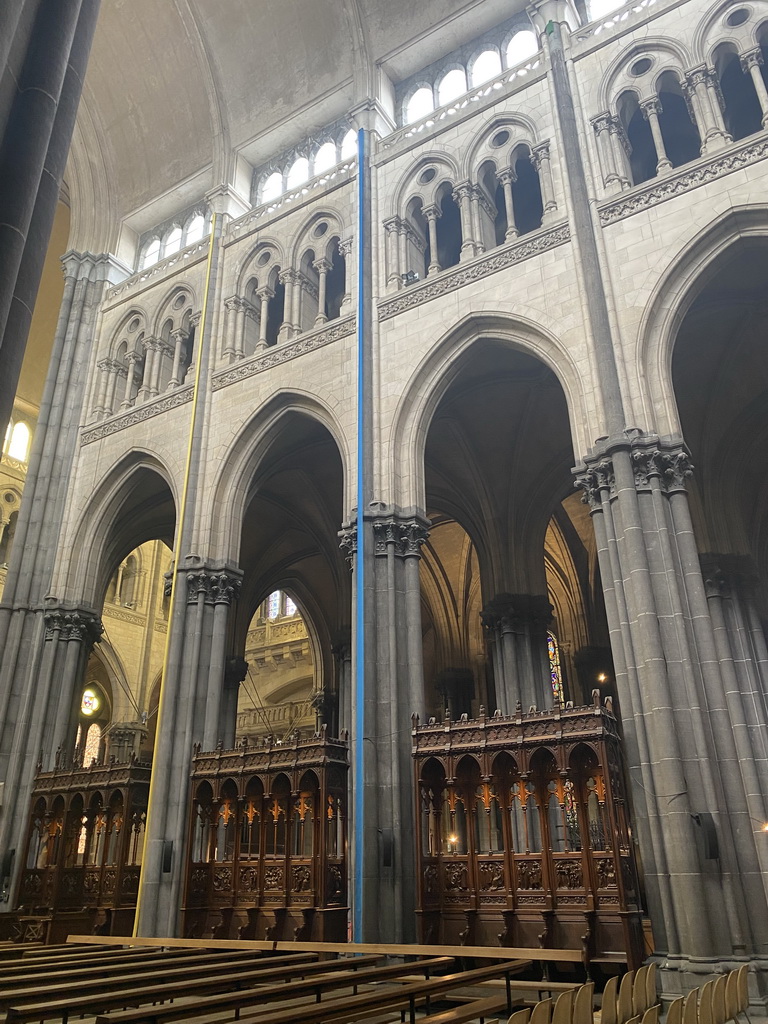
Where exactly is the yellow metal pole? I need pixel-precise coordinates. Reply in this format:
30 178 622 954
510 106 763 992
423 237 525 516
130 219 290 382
132 213 218 935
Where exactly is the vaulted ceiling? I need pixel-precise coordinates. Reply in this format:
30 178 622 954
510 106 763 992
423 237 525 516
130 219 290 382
65 0 519 249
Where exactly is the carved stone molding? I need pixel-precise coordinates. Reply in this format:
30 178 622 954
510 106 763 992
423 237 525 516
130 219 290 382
377 223 570 321
80 384 194 445
183 567 243 605
337 525 357 568
209 571 242 605
574 433 693 508
211 315 355 391
598 135 768 226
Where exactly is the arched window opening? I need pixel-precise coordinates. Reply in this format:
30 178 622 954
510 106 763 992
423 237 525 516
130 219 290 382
121 553 139 607
267 591 281 619
192 783 213 863
511 149 544 235
163 225 182 257
287 156 309 189
437 68 467 107
340 129 357 161
0 510 18 565
405 86 434 124
141 238 161 270
617 90 656 185
324 240 346 321
436 185 462 271
548 632 565 705
285 595 298 616
185 213 205 245
471 49 502 87
8 421 30 461
657 72 701 167
83 723 102 766
506 30 538 67
260 171 283 204
314 142 337 175
714 44 764 141
299 249 320 332
265 271 285 346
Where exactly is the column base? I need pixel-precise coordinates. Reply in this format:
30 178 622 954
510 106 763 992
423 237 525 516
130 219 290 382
653 954 768 1015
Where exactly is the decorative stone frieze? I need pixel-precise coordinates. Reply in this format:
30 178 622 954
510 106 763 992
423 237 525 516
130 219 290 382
80 384 194 445
598 135 768 225
211 315 355 391
377 223 570 321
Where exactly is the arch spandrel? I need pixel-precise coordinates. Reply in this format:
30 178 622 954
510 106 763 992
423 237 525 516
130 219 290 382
389 311 594 510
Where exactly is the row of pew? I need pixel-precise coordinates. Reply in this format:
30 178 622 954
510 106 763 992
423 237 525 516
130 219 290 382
0 937 754 1024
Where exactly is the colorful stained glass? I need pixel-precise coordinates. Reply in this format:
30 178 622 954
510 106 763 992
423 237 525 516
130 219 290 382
285 596 297 616
267 591 281 619
81 687 100 716
83 722 101 765
547 632 564 705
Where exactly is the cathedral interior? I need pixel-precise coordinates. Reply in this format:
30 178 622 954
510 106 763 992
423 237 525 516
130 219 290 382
1 0 768 1010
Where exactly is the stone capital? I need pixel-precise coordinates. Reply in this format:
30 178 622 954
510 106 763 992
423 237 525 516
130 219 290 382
740 47 763 72
496 168 517 186
210 570 242 605
591 111 615 135
44 607 103 645
371 506 430 558
422 204 441 222
312 257 332 275
383 216 402 234
530 141 551 169
574 433 693 508
640 97 662 118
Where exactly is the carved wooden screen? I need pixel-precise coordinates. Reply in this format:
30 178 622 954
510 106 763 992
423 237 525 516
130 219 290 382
413 701 643 968
184 730 348 941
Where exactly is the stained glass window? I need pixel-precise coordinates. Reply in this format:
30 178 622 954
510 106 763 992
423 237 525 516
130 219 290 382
267 591 281 620
83 723 101 765
284 596 297 616
81 687 101 716
547 632 564 705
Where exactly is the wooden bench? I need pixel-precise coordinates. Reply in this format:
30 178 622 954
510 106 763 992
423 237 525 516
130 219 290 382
419 994 511 1024
93 956 457 1024
5 951 318 1024
0 947 324 1009
0 946 200 979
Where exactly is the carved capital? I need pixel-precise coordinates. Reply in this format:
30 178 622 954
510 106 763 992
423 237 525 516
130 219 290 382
210 571 242 605
452 181 474 202
312 258 332 275
190 311 202 328
256 285 275 302
186 570 212 603
530 141 551 170
338 525 357 568
740 48 763 72
44 608 103 645
224 296 243 313
574 434 693 506
372 509 430 558
641 97 662 118
496 168 517 186
338 237 354 259
383 216 402 234
422 204 441 222
574 459 615 508
591 111 615 135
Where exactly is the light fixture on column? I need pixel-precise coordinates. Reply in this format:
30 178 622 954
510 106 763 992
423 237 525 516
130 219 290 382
597 673 607 683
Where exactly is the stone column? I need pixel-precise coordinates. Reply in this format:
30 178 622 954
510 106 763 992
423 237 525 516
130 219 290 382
150 340 173 396
256 288 272 350
422 205 441 275
451 182 477 258
136 337 157 402
120 352 141 409
496 170 518 239
0 0 101 435
369 506 430 944
167 329 189 389
221 656 248 749
640 98 673 175
469 186 486 254
93 359 112 418
683 65 731 152
222 297 240 362
574 433 768 973
104 360 124 416
313 258 331 324
592 113 633 192
740 49 768 126
481 594 553 713
531 142 557 223
338 237 354 313
278 269 295 342
383 217 402 288
49 610 103 758
203 570 242 750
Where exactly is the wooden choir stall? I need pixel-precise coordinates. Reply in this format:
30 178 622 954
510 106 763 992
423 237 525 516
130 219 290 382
412 694 645 971
15 755 149 940
183 727 348 941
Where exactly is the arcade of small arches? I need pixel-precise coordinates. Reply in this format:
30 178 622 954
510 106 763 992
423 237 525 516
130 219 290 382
593 7 768 189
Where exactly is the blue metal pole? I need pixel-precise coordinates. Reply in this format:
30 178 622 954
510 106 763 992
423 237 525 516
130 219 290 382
353 126 367 941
